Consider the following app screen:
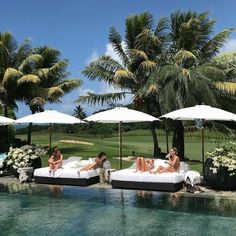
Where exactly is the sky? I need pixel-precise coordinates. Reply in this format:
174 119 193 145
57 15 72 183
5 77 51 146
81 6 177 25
0 0 236 118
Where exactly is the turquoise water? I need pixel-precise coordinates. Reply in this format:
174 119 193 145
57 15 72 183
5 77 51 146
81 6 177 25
0 153 6 160
1 183 236 236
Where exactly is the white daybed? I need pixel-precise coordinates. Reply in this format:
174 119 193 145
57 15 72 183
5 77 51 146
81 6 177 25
34 157 100 186
111 159 191 192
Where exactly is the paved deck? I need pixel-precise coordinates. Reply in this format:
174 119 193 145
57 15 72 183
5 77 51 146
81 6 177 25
0 175 236 199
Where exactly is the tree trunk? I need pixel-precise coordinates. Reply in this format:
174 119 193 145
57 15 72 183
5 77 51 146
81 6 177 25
27 123 33 145
144 100 160 157
150 121 159 157
27 110 35 144
172 120 185 161
3 105 8 143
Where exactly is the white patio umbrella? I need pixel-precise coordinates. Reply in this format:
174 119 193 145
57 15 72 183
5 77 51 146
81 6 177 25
0 115 15 125
160 105 236 172
85 107 160 169
16 110 85 148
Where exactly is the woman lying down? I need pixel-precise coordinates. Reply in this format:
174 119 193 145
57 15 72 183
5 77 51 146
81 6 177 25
136 147 180 174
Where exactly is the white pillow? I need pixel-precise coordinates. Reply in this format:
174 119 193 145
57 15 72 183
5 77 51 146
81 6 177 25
63 160 81 169
67 156 83 162
154 159 168 168
89 157 96 162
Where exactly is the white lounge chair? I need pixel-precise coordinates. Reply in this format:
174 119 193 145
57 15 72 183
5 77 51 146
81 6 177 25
34 156 110 186
111 159 191 192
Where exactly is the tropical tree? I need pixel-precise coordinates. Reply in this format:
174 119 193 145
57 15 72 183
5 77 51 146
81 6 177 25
80 12 168 156
5 46 82 144
0 32 31 141
146 11 233 158
73 105 86 119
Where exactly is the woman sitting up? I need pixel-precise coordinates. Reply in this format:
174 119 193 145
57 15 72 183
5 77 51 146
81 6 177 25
135 157 155 172
48 147 63 175
78 152 107 174
151 147 180 174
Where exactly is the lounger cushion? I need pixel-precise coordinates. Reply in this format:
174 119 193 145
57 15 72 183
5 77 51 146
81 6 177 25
111 169 184 183
34 167 99 179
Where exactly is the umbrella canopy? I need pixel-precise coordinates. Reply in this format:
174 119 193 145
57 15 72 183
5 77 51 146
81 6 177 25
16 110 85 124
160 105 236 121
160 105 236 173
85 107 160 169
0 115 15 125
85 107 160 123
16 110 85 148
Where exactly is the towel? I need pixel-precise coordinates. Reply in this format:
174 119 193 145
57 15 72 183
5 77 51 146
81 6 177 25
184 171 201 186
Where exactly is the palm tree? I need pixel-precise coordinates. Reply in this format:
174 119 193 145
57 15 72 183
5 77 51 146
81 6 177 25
73 105 86 119
0 32 31 141
80 12 168 156
146 11 233 158
5 46 82 144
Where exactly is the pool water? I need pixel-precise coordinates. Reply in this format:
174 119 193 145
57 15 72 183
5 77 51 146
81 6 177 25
0 153 6 160
1 182 236 236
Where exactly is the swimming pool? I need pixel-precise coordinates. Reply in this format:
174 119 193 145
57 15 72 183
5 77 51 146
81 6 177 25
0 182 236 236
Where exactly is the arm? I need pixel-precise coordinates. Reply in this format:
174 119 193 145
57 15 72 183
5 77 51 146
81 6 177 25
53 155 63 164
168 156 178 167
48 156 54 164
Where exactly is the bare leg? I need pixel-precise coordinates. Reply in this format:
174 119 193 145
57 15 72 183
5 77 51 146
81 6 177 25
140 157 146 172
135 157 142 172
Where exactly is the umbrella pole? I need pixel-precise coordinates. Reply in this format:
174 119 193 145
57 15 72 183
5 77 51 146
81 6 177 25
201 128 205 175
119 121 123 169
166 129 169 153
49 123 52 150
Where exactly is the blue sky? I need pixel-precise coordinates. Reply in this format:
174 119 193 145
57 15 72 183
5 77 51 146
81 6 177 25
0 0 236 117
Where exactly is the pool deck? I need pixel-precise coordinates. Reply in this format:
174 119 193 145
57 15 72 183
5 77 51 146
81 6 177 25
1 175 236 199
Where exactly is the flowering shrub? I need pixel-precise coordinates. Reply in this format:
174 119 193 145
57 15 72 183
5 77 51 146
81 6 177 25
206 142 236 176
5 145 47 170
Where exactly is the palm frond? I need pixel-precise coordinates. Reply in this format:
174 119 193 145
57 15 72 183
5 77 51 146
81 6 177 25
125 12 154 49
19 54 43 72
49 60 68 77
57 79 82 93
78 91 128 105
173 49 197 67
2 68 22 86
201 28 234 60
214 82 236 94
83 55 123 84
197 65 226 81
129 49 148 61
18 74 40 84
139 60 157 72
47 87 64 101
0 42 9 69
109 27 128 66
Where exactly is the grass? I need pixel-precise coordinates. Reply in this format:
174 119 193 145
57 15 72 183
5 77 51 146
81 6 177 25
16 130 230 171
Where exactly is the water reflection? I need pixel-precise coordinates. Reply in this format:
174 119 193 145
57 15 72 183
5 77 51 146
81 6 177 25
168 192 181 207
48 185 63 196
1 182 236 218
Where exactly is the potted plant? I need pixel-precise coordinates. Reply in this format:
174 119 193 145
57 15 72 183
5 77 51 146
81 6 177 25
204 142 236 190
5 145 47 177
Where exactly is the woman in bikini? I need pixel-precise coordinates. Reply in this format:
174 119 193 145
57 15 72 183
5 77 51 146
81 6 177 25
48 147 63 175
135 157 155 172
152 147 180 174
79 152 107 172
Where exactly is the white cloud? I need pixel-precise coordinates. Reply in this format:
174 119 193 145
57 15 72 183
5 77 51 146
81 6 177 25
221 39 236 52
104 42 125 64
99 81 133 106
83 41 132 113
86 50 99 64
86 41 125 65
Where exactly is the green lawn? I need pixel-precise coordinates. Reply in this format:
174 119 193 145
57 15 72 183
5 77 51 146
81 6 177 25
16 130 228 172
